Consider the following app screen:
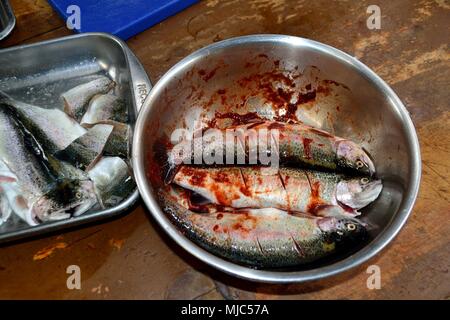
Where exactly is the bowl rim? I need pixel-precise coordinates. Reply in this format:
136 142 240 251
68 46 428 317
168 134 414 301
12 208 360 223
132 34 421 283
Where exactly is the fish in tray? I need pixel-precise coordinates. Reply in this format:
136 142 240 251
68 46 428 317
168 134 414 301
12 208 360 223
79 92 131 158
167 120 375 181
173 166 382 217
0 75 134 227
0 192 12 226
165 202 368 268
80 94 128 125
83 120 130 158
88 157 136 209
61 76 115 121
54 123 113 171
0 107 98 225
0 91 87 154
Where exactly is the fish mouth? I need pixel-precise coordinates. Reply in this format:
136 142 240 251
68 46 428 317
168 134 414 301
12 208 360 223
319 217 369 248
72 195 98 217
336 179 383 210
361 147 376 176
32 196 97 222
32 196 80 222
336 140 376 176
32 180 98 222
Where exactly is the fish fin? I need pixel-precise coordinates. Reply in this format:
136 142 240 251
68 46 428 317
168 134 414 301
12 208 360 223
164 162 180 184
357 218 376 230
289 211 317 219
238 167 248 189
0 195 12 225
290 234 305 257
0 90 12 103
255 236 265 256
277 170 287 191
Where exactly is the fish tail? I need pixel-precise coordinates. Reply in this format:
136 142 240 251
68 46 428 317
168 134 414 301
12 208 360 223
0 90 16 104
163 162 179 184
0 90 9 101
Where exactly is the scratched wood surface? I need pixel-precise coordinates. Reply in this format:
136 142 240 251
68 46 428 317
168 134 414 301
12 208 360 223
0 0 448 299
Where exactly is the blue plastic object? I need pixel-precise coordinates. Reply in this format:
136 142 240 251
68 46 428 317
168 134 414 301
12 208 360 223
48 0 198 40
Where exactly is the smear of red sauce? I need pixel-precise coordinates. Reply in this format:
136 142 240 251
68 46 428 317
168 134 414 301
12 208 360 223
322 79 350 90
307 181 326 214
302 138 313 160
258 83 293 106
297 90 317 104
239 185 251 197
213 111 262 126
179 166 208 187
213 171 231 184
309 127 333 138
198 66 220 81
188 192 225 213
316 85 331 95
206 117 217 128
232 222 243 230
267 122 285 130
274 103 298 122
246 121 265 129
211 184 232 206
230 212 257 235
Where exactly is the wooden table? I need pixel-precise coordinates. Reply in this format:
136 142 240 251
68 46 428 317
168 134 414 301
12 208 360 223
0 0 448 299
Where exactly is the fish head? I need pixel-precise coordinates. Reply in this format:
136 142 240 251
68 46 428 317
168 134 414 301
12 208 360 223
318 217 368 248
33 180 98 222
336 177 383 210
72 180 99 216
336 140 375 175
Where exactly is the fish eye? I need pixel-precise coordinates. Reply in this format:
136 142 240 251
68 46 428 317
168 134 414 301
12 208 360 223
356 160 364 168
346 223 356 231
360 177 370 184
75 192 82 199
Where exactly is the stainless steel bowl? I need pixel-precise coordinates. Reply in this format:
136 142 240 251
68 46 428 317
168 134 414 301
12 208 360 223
132 35 421 283
0 0 15 41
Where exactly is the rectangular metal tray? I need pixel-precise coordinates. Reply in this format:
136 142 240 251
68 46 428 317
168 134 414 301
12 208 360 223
0 33 152 243
0 0 15 40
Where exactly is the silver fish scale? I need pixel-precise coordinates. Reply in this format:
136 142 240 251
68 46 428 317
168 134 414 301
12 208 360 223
0 108 55 202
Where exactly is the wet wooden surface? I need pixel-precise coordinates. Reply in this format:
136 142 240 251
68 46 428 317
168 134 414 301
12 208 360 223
0 0 449 299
